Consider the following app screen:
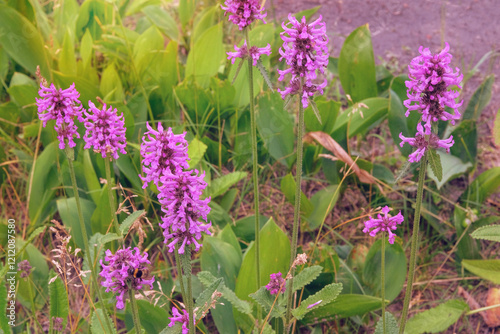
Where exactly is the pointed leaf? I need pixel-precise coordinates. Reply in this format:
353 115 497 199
256 60 274 92
462 74 494 121
292 283 342 320
427 149 442 182
49 274 69 328
470 224 500 242
405 300 468 334
462 259 500 284
142 5 179 41
427 151 472 189
249 286 285 318
59 29 76 76
120 210 145 235
303 294 384 322
91 308 118 334
206 172 247 198
374 312 399 334
292 265 323 291
195 277 223 311
309 99 322 125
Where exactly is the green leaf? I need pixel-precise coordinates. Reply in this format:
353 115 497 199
427 151 472 190
116 153 143 191
120 210 145 235
427 149 442 182
0 280 11 334
338 24 377 102
142 5 179 41
362 239 407 301
49 274 69 328
179 0 195 27
185 23 224 88
280 173 314 217
126 300 168 334
305 185 339 229
309 99 322 124
303 294 384 323
388 88 412 156
206 171 247 198
195 277 223 311
462 74 494 121
249 286 285 318
191 6 217 44
159 323 182 334
374 312 399 334
83 150 101 204
256 93 295 168
494 108 500 147
52 71 101 112
470 224 500 242
462 167 500 207
405 300 469 334
90 184 112 235
133 26 164 79
256 59 274 92
462 259 500 284
100 63 124 102
0 5 50 78
304 99 341 134
292 283 342 320
201 237 242 290
57 197 95 250
80 29 93 68
293 265 323 291
91 308 117 334
7 72 37 108
59 29 76 76
449 120 477 163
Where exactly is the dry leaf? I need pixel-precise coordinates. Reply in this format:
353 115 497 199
485 287 500 327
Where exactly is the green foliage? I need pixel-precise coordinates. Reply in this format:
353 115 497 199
470 224 500 242
405 300 469 334
49 273 69 329
0 281 10 334
249 286 285 318
427 149 443 182
462 74 494 121
374 312 399 334
120 210 145 235
280 173 314 217
206 172 247 198
462 259 500 284
91 308 118 334
293 265 323 291
427 151 472 189
292 283 342 320
305 185 339 229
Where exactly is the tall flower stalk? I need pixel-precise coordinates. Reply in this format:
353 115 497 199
277 14 329 330
398 43 461 333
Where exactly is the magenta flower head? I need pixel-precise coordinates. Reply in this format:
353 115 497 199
36 83 84 149
266 272 286 295
158 169 212 254
363 206 404 244
99 247 155 309
404 42 463 128
399 123 454 163
278 14 329 108
221 0 267 30
83 101 127 159
168 307 195 334
140 123 190 189
227 40 272 66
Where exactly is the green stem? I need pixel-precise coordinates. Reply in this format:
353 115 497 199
285 83 305 331
245 28 262 325
65 149 114 333
381 232 386 334
104 158 122 238
181 246 195 334
174 251 187 304
399 154 427 334
129 289 142 334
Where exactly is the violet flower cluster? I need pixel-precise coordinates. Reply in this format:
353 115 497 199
83 101 127 160
168 307 194 334
140 123 212 254
362 206 404 244
266 272 286 295
278 14 329 108
227 40 272 66
99 247 155 309
221 0 267 30
400 43 461 162
36 83 84 149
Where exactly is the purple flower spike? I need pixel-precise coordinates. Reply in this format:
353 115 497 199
168 307 194 334
277 14 329 108
404 42 463 128
140 123 190 189
363 206 404 244
266 272 286 295
83 101 127 160
221 0 267 30
227 40 272 66
158 169 212 254
36 83 84 149
399 123 454 163
99 247 155 309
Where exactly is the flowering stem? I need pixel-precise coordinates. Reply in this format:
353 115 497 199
174 251 187 304
381 232 386 334
181 246 195 334
104 158 122 238
245 28 262 321
399 154 427 333
65 149 114 333
129 289 142 334
285 86 305 331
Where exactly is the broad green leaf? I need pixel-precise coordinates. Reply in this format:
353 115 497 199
219 224 242 260
470 224 500 242
405 300 469 334
53 0 79 44
388 89 412 156
450 120 477 163
206 171 247 198
133 26 164 78
125 0 161 16
91 308 117 334
120 210 145 235
75 0 113 40
49 274 69 329
293 265 323 291
292 283 342 320
59 29 76 76
179 0 195 27
338 24 377 102
159 323 182 334
233 215 267 244
362 239 407 301
304 99 341 134
116 153 143 191
256 93 295 168
100 64 124 102
462 259 500 284
126 300 169 333
303 294 383 323
427 149 442 182
191 6 217 44
280 173 314 217
90 185 112 235
374 312 399 334
0 5 50 78
83 150 101 204
7 72 37 108
207 202 232 227
0 280 10 334
142 5 179 41
80 29 93 68
428 151 472 190
462 167 500 207
83 232 121 282
185 23 224 88
57 197 95 250
462 74 494 120
17 241 49 310
249 287 285 318
305 185 339 229
201 237 242 291
195 277 223 311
